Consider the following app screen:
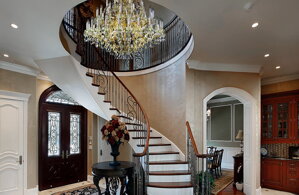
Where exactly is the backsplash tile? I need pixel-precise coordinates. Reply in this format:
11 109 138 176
262 143 299 158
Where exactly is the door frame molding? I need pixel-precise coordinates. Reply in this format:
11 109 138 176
38 85 87 190
202 87 260 195
0 90 31 193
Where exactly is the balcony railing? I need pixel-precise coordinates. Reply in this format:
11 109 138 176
63 3 192 72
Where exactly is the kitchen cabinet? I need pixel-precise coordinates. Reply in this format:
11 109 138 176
262 91 299 144
261 158 299 194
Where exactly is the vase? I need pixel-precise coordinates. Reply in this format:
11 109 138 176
109 143 120 166
236 182 243 191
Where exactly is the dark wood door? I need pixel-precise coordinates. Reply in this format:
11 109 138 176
38 86 87 191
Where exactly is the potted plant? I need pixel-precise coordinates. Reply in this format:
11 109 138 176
101 115 130 166
196 171 215 195
235 165 243 191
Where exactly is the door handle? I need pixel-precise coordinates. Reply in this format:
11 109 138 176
16 155 23 165
66 150 70 159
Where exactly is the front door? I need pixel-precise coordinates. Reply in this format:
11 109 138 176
39 86 87 191
0 97 24 195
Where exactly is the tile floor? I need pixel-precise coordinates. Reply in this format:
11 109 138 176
262 188 296 195
39 182 296 195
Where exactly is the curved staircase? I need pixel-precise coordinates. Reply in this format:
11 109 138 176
86 69 193 195
39 3 195 195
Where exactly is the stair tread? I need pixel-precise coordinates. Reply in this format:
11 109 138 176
149 160 188 165
147 182 192 188
137 143 171 147
86 72 95 77
132 136 161 139
103 100 111 103
149 151 179 155
126 122 143 126
109 108 120 113
98 92 106 95
116 115 132 120
128 129 152 132
149 170 191 175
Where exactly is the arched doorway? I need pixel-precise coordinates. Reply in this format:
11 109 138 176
203 87 260 195
38 85 87 191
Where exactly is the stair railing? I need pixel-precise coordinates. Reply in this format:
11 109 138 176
186 121 213 195
63 7 151 194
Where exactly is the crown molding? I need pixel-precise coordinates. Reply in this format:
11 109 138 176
261 73 299 86
0 60 50 81
187 60 262 74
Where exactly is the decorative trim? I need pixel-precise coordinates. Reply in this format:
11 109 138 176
202 87 259 195
37 74 51 81
208 97 236 104
256 186 262 195
187 60 262 74
261 73 299 86
25 186 38 195
0 60 51 81
87 175 93 182
0 90 31 194
0 90 31 102
114 35 194 76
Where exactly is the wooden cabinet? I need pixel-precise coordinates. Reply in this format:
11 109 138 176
261 159 284 189
261 159 299 194
262 91 299 144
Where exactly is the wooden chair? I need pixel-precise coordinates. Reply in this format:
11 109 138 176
208 150 220 178
217 149 224 176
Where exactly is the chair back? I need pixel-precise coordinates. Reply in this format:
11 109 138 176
217 149 224 167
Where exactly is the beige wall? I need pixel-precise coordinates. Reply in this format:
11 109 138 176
186 69 261 150
186 68 261 188
261 79 299 95
0 69 53 188
120 59 186 152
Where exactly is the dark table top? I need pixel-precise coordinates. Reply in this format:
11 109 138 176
92 161 135 171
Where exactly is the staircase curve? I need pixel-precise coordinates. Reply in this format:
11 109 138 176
37 3 194 195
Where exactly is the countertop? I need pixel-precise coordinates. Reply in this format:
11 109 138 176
262 157 299 161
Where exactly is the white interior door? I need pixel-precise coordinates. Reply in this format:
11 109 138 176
0 98 24 195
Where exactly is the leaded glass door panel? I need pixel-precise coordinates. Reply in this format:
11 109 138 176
39 86 87 191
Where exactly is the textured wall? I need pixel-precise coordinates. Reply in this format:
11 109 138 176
262 79 299 95
120 59 186 153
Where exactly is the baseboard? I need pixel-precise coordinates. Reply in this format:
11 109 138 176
24 186 38 195
87 175 93 182
256 186 261 195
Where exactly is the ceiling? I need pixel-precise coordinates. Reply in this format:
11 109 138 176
1 0 299 79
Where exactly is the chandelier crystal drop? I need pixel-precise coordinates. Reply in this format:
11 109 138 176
84 0 165 59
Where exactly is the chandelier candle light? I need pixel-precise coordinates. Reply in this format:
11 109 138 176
84 0 165 59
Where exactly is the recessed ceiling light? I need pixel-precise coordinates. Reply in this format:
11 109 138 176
276 66 281 69
3 54 9 58
264 53 270 58
252 22 259 28
10 23 18 29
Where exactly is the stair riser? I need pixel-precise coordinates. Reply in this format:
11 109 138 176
149 154 180 162
149 164 188 172
128 131 150 137
149 175 191 183
148 146 172 153
147 187 193 195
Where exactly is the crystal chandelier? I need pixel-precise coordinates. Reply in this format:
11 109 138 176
84 0 165 59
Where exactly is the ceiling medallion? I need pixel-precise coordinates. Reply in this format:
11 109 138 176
84 0 165 59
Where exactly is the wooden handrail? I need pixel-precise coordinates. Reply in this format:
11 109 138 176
186 121 213 159
111 72 151 157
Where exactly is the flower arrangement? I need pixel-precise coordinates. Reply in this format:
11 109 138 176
101 115 130 145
